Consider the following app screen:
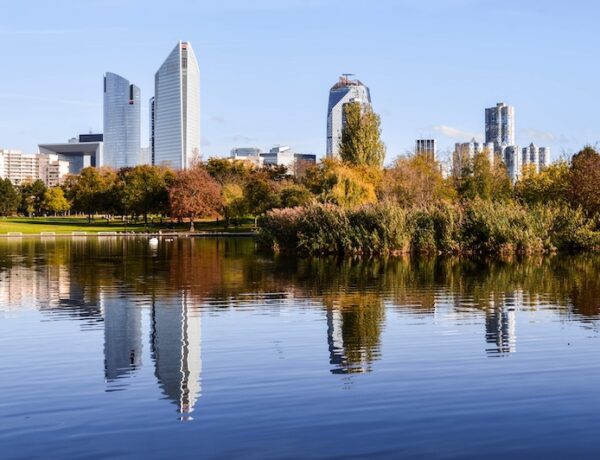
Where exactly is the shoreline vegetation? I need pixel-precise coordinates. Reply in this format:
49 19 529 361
2 103 600 254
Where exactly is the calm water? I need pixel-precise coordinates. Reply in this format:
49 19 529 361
1 238 600 459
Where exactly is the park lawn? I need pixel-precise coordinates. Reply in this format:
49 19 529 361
0 217 256 234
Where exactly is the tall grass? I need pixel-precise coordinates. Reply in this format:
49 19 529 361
258 200 600 256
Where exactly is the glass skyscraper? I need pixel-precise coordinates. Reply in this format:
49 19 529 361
152 41 200 169
103 72 141 168
326 75 372 158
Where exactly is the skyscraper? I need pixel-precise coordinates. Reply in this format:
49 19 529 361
415 139 437 161
152 41 200 169
326 75 372 158
485 102 515 149
103 72 141 168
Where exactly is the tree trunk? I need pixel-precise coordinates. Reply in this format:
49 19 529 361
190 216 195 232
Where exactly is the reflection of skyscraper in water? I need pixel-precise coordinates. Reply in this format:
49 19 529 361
102 293 143 383
485 293 518 356
152 293 201 418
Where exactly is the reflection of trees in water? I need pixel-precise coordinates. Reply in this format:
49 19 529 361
3 239 600 374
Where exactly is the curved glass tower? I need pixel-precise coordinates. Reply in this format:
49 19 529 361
152 41 200 169
326 75 372 158
103 72 141 168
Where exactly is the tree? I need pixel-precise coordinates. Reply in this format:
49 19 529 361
339 102 386 168
280 184 312 208
303 159 378 208
458 152 511 201
42 187 70 215
71 167 118 222
515 161 570 205
244 174 281 223
381 154 456 206
19 179 47 216
169 165 222 231
222 183 246 227
121 165 174 223
206 158 252 185
569 146 600 216
0 179 20 216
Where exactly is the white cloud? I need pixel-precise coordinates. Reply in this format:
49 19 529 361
433 125 482 142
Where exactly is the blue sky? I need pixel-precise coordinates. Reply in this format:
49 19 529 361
1 0 599 164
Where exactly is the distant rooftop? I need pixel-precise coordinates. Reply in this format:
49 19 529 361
331 75 365 90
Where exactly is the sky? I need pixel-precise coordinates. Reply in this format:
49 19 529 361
1 0 599 165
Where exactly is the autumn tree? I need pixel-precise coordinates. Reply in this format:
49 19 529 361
280 183 312 208
169 164 222 231
303 158 378 208
569 146 600 216
42 187 70 215
339 102 386 168
221 183 246 227
0 178 20 216
381 154 455 206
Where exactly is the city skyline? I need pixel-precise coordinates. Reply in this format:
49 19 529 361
1 1 599 163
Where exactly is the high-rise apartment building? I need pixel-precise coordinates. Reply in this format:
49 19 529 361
485 102 515 149
452 139 495 176
0 149 69 186
415 139 437 161
103 72 141 168
326 75 372 158
152 41 200 169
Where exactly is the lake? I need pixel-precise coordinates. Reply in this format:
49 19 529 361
1 237 600 459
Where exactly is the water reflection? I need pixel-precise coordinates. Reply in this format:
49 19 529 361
2 238 600 397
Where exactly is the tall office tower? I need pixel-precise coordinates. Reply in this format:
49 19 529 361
103 72 141 168
485 102 515 150
326 75 372 158
153 41 200 169
415 139 437 161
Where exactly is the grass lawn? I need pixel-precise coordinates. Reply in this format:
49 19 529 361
0 216 256 235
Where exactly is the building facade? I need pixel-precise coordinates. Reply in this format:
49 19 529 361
0 149 70 186
415 139 437 161
326 75 372 158
103 72 141 168
152 41 200 169
452 139 495 176
485 102 515 149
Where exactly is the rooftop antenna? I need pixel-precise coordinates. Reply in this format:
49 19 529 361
342 73 354 82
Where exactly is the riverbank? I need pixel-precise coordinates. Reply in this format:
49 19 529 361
0 216 256 236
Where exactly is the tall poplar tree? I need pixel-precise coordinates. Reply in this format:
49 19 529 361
339 102 386 168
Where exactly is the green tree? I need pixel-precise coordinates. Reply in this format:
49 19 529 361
339 102 386 168
0 178 20 216
71 167 118 222
458 152 511 201
42 187 70 215
19 179 47 216
121 165 174 224
569 146 600 216
515 161 570 205
244 174 281 223
206 158 252 185
280 183 312 208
